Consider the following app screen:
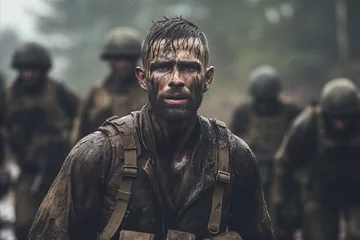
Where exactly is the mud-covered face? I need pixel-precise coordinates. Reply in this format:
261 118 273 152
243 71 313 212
136 38 214 121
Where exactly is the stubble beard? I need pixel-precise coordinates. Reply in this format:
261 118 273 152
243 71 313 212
148 86 203 122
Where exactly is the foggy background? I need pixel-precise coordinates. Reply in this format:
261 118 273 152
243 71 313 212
1 0 359 124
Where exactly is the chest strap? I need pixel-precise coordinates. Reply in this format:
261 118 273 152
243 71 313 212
98 116 230 239
208 119 231 234
97 116 138 240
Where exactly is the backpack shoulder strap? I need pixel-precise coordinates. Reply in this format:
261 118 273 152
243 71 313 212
208 118 231 234
97 115 138 240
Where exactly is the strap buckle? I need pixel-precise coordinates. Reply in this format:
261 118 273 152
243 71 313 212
216 170 230 184
122 164 138 178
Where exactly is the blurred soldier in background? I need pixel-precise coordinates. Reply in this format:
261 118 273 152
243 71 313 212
0 42 80 240
274 78 360 240
230 66 300 203
230 65 301 239
71 27 146 144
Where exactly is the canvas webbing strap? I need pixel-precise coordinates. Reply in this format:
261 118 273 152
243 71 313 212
98 118 138 240
208 119 231 234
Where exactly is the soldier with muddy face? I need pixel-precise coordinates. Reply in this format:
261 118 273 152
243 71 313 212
71 27 147 145
29 17 274 240
0 42 80 240
274 78 360 240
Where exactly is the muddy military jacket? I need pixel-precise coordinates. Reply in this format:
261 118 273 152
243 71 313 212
274 106 360 207
72 75 146 144
0 78 79 196
29 105 274 240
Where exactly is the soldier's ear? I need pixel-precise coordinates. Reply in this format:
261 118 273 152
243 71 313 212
203 66 214 93
136 67 148 91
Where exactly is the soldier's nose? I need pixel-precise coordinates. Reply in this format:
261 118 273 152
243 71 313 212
169 78 185 88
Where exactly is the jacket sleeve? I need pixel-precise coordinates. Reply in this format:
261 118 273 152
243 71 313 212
29 131 112 240
71 90 97 145
273 107 316 205
228 136 274 240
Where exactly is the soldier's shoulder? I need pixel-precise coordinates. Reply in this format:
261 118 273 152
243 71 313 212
293 105 315 126
2 80 16 100
285 105 317 139
70 131 112 164
85 83 106 98
208 117 250 153
49 79 75 94
229 133 258 176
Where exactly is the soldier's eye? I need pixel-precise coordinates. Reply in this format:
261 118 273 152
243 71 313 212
152 63 172 72
179 63 200 73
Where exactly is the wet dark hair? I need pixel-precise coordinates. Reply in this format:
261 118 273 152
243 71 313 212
141 16 210 67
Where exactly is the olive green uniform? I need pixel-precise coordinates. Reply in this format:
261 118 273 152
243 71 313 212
1 78 79 240
1 42 80 240
230 100 300 206
71 27 146 144
275 79 360 240
230 65 301 216
72 76 146 143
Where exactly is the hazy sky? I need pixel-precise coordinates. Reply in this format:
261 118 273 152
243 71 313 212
0 0 45 39
0 0 67 78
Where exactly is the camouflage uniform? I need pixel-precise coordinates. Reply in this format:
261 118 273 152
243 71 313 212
71 27 146 144
274 78 360 240
230 66 301 217
29 105 274 240
0 42 80 240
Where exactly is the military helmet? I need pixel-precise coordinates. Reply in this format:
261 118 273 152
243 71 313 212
320 78 360 116
101 27 141 60
249 65 282 100
11 42 52 70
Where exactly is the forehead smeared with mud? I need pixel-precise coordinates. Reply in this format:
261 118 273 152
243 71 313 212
141 16 210 67
148 38 206 65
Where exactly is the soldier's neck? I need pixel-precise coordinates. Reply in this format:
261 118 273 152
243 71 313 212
150 113 197 160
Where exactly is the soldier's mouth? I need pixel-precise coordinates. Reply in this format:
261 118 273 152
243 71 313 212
164 98 188 105
163 93 189 105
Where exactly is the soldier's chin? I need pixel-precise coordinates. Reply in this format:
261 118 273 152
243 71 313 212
161 108 190 122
